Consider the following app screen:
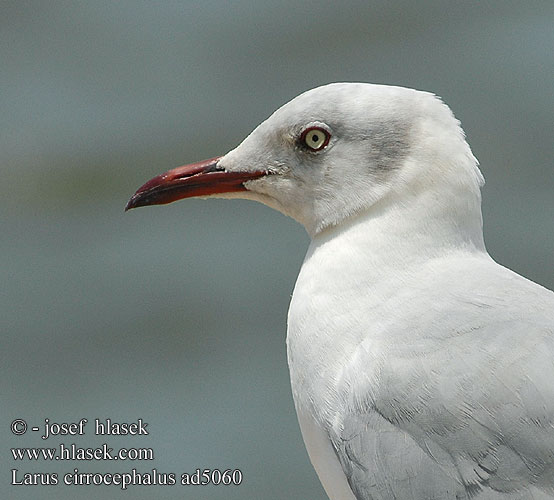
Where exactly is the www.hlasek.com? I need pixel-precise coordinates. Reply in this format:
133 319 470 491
12 443 153 461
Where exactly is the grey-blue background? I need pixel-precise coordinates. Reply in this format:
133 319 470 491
3 1 553 499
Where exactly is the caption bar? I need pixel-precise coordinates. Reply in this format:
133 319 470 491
9 417 242 489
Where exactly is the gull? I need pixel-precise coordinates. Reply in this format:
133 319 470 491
126 83 554 500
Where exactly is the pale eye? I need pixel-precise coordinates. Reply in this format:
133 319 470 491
300 127 331 151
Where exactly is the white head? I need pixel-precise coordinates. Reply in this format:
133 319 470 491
127 83 485 247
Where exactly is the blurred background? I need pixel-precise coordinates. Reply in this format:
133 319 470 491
2 1 553 499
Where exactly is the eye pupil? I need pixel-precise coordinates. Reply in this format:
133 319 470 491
311 134 318 142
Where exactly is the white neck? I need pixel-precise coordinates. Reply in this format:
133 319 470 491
312 180 486 267
287 185 488 427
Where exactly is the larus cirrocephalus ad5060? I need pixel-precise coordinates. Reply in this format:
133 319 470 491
127 83 554 500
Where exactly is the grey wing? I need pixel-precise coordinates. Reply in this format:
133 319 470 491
331 408 554 500
331 317 554 500
330 409 468 500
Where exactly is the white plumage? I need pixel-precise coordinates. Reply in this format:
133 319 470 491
129 83 554 499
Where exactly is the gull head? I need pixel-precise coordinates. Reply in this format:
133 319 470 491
126 83 485 241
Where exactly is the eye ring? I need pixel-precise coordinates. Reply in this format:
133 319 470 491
300 126 331 151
